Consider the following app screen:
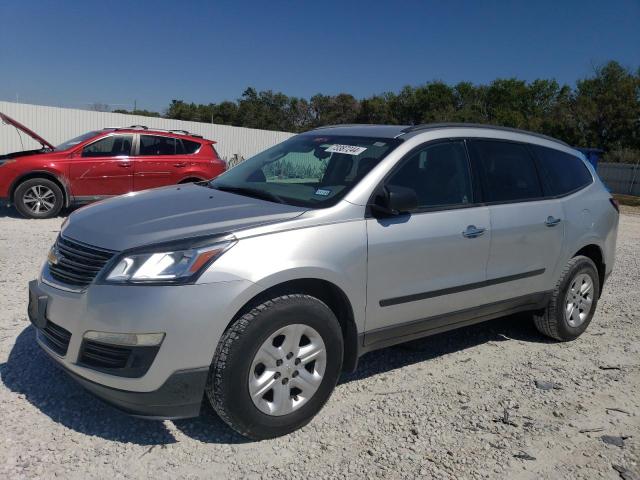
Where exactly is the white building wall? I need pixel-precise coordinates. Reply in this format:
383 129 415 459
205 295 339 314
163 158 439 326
0 101 294 159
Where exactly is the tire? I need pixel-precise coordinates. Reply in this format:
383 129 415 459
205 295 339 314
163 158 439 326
207 294 344 440
534 255 600 341
14 178 64 219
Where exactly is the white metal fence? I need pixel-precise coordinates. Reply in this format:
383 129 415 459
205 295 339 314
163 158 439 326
597 162 640 196
0 101 294 160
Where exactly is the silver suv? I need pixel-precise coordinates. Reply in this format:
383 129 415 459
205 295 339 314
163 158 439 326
28 124 618 439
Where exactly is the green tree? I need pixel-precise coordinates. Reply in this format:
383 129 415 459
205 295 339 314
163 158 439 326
310 93 360 126
357 92 398 124
573 61 640 151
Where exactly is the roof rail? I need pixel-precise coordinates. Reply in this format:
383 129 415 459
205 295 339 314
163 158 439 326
101 125 203 138
399 123 569 146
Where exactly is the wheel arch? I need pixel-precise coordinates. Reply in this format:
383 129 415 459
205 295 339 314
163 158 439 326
573 244 605 295
10 171 70 207
227 278 360 373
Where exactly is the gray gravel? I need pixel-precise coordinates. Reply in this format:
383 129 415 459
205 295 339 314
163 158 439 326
1 206 639 479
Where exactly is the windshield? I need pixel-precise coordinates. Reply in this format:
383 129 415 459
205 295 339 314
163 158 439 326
55 131 100 151
210 134 402 208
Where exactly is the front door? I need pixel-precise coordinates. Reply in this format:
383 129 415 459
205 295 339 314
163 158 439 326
68 134 134 197
365 140 491 342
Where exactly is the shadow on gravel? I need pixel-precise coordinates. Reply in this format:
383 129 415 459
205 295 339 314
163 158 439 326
1 326 178 445
0 206 23 218
172 404 249 444
2 326 248 445
0 206 71 219
340 312 554 385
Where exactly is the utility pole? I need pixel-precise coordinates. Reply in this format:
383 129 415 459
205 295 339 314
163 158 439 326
134 99 137 112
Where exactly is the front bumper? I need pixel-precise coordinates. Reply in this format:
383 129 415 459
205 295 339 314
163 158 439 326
64 363 209 419
29 268 260 418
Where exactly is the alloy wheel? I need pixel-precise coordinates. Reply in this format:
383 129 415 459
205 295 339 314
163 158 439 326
564 272 594 327
249 323 326 416
22 185 56 214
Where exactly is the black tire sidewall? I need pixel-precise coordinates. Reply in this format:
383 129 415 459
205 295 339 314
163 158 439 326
14 178 64 219
212 296 344 439
555 258 600 340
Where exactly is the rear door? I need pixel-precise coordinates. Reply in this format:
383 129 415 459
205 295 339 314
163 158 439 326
467 139 564 302
133 134 188 190
365 140 491 339
68 134 134 197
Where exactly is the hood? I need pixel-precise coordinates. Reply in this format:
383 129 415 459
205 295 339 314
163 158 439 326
62 184 307 251
0 111 55 150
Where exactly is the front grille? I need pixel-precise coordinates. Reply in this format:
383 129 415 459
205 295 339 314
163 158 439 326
80 341 131 369
49 236 115 287
38 321 72 356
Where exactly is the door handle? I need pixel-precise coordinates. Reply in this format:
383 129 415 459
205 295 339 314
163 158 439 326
174 162 187 168
118 162 132 168
462 225 486 238
545 216 562 227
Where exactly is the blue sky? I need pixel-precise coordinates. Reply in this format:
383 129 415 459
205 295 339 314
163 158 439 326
1 0 638 113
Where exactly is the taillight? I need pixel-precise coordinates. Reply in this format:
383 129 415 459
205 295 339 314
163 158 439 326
609 197 620 213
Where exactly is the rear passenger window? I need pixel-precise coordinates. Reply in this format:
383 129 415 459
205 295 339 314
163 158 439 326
139 135 178 155
468 140 542 202
181 139 201 154
386 141 473 209
531 145 592 196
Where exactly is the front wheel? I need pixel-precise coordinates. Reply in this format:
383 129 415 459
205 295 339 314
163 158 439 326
207 294 343 440
534 255 600 341
14 178 64 219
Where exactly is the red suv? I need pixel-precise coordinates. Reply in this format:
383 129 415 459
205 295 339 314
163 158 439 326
0 112 226 218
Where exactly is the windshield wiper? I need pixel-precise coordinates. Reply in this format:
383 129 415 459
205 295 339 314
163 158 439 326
212 184 285 204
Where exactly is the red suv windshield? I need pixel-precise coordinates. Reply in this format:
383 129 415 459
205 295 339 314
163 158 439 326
55 131 101 151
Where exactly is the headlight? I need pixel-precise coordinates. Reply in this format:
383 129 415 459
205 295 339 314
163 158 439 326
104 240 234 284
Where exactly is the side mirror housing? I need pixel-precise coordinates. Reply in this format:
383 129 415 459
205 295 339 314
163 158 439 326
370 185 418 217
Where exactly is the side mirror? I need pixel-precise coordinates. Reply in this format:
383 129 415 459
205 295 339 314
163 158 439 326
370 185 418 217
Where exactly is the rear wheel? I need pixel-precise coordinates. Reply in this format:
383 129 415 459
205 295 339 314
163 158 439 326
14 178 64 219
207 294 343 439
534 255 600 341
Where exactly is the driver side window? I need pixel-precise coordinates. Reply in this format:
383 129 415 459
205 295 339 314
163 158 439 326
82 135 132 158
386 141 473 209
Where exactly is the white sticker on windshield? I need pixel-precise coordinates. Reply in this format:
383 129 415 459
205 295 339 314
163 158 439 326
325 144 367 155
314 188 331 197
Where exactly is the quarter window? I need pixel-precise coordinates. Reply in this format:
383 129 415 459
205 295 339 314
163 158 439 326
139 135 179 155
531 145 592 196
181 139 201 154
386 141 473 209
82 135 132 157
468 140 542 202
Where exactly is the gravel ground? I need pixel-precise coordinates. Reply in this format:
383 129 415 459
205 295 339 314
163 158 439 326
1 206 638 479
